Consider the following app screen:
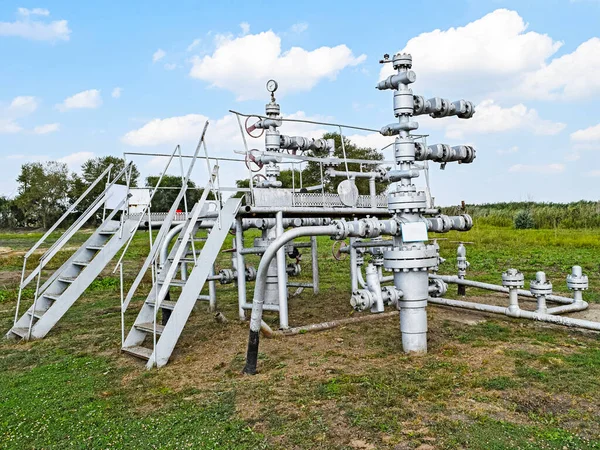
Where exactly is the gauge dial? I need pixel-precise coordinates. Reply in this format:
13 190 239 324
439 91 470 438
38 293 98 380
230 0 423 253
266 79 278 93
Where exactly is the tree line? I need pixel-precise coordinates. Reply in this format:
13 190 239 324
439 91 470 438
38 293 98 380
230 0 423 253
0 155 210 229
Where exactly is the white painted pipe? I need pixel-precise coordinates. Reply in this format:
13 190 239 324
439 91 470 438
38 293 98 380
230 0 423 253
429 297 600 332
275 211 289 329
431 274 575 305
244 224 340 374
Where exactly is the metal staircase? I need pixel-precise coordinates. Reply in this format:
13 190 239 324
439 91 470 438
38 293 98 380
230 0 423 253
7 162 136 341
122 196 241 368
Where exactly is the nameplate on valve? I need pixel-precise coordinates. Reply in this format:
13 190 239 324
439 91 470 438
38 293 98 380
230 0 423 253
401 222 428 242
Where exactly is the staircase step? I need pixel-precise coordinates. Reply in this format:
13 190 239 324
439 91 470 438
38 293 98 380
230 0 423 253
99 229 118 235
57 277 76 284
43 293 61 301
10 327 29 338
134 322 165 335
27 309 47 319
86 245 105 251
122 345 153 361
167 279 187 287
168 257 197 263
72 260 89 267
146 299 177 310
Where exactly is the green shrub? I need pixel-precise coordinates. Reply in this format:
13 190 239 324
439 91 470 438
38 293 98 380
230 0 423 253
514 209 535 229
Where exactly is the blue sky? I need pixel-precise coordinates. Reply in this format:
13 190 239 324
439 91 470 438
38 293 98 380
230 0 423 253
1 0 599 205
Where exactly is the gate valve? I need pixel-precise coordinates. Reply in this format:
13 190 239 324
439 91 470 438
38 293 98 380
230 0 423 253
245 116 265 138
245 149 264 172
332 240 348 261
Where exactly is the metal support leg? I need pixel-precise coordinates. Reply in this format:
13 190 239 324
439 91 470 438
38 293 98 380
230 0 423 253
208 264 217 312
276 211 289 329
311 236 319 294
350 237 358 292
235 218 247 321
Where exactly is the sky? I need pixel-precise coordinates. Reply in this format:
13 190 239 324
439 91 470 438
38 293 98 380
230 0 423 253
0 0 599 206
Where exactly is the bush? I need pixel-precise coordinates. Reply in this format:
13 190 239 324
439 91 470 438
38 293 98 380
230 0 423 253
514 209 535 229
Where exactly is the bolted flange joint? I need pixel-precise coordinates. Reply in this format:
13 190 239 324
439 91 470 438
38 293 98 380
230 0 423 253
502 268 525 288
566 265 588 291
530 271 552 296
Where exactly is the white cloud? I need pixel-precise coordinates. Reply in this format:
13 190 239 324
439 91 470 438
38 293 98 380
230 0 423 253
0 8 70 41
570 122 600 142
187 38 201 52
497 146 519 155
290 22 308 34
164 63 177 71
56 89 102 111
509 163 565 174
122 114 210 147
380 9 561 94
33 123 60 134
8 96 38 115
58 151 94 171
17 8 50 17
152 48 166 63
0 119 22 134
111 87 122 99
240 22 250 34
442 99 565 139
585 170 600 177
0 95 39 133
520 38 600 100
190 30 366 100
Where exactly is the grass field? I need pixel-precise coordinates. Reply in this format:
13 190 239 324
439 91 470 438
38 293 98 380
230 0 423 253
1 225 600 449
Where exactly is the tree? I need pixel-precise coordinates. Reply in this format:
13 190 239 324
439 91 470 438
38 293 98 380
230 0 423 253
14 161 72 228
70 156 140 225
145 175 215 212
0 195 23 229
235 132 386 195
81 156 139 187
514 209 535 229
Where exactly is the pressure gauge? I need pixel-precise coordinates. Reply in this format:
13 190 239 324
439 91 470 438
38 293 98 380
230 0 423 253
266 79 278 93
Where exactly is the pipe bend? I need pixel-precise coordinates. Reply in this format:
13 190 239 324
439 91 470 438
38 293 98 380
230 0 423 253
243 224 340 374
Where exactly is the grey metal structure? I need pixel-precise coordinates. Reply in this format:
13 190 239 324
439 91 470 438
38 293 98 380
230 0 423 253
7 163 137 341
7 53 599 374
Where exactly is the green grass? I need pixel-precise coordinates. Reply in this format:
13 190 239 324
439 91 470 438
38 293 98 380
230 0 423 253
0 224 600 448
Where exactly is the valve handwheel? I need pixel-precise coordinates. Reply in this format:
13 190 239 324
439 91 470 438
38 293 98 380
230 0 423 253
245 149 264 172
252 173 267 185
332 240 348 261
245 116 264 138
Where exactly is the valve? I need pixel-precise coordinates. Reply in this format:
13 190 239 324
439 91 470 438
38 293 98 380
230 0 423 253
332 240 348 261
350 289 375 312
530 271 552 314
245 149 264 172
219 268 235 285
245 266 257 282
244 116 265 138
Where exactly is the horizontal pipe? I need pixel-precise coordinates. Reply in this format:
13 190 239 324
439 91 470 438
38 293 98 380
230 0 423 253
429 297 600 332
546 301 588 315
241 302 280 311
274 311 397 336
287 282 314 288
432 275 575 305
242 206 389 216
239 247 266 255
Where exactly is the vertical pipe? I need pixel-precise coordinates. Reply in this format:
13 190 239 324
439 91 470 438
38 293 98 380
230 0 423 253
311 236 319 294
235 217 247 321
369 177 377 208
349 237 358 292
508 288 519 313
276 211 289 329
208 264 217 312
